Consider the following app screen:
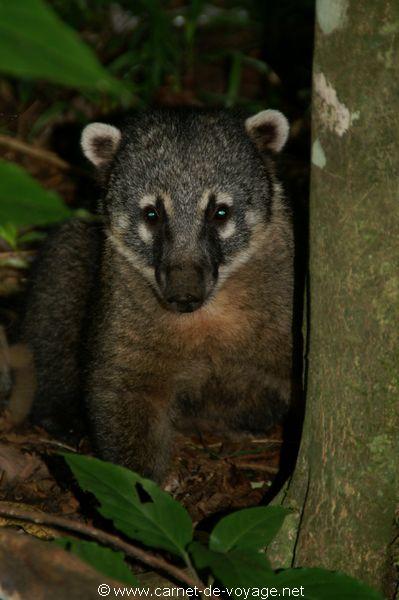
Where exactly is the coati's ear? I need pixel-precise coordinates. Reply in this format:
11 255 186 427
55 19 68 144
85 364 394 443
245 110 289 153
81 122 122 167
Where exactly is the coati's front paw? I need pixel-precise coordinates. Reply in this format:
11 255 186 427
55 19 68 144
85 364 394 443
30 412 86 446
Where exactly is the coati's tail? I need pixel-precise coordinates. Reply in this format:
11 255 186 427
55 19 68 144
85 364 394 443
0 327 36 425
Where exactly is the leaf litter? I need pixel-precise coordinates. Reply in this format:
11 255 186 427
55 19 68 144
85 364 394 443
0 407 283 526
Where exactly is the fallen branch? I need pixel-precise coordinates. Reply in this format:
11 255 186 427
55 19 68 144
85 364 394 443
0 502 202 589
0 528 123 600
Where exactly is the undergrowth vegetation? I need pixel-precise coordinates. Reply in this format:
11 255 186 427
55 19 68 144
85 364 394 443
54 453 382 598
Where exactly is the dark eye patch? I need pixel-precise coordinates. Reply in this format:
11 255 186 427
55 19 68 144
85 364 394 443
141 196 167 226
205 193 231 224
205 192 217 221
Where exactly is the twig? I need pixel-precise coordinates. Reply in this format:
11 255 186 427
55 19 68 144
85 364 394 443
0 250 36 261
0 134 71 171
250 438 283 444
233 462 279 474
34 438 79 453
0 251 35 269
0 251 36 259
0 502 203 589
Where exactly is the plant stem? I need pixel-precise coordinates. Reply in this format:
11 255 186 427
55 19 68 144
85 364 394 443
0 502 201 589
182 550 202 586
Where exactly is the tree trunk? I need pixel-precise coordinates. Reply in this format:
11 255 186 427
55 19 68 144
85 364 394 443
270 2 399 597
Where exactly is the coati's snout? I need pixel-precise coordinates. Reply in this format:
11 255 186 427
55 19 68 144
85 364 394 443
156 262 215 313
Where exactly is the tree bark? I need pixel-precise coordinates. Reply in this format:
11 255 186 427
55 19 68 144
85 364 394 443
270 2 399 597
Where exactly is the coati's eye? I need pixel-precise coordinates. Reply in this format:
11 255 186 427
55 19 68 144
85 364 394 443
212 204 230 222
142 206 159 225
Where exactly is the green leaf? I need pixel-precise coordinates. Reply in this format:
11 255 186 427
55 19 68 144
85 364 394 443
17 230 47 246
225 52 242 108
210 506 290 553
274 568 384 600
0 160 71 226
63 453 193 558
241 56 271 75
0 223 19 249
190 542 273 590
0 0 127 95
55 538 139 586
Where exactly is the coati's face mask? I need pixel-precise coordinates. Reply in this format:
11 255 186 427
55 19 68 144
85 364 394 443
81 110 289 313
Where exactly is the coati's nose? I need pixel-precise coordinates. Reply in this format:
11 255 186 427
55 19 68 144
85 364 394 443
166 293 203 313
161 263 207 313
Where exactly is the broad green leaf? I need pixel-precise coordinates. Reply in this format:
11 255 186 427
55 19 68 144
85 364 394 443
210 506 290 553
0 160 71 226
0 0 127 95
189 542 274 590
189 543 383 599
274 568 384 600
63 453 193 558
55 538 139 586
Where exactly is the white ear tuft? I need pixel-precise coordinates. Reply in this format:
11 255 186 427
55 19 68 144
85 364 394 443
245 109 289 153
81 122 122 167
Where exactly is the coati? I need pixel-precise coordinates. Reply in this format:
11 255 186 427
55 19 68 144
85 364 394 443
20 108 293 482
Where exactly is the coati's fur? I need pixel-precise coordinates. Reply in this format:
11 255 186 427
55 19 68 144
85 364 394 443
20 108 294 481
